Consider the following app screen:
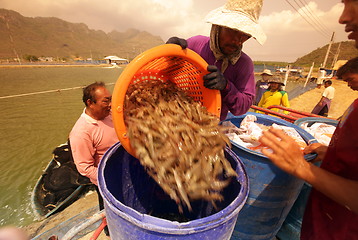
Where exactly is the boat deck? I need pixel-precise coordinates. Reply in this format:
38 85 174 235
26 191 108 240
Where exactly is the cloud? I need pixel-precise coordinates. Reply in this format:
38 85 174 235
0 0 218 38
245 2 345 62
0 0 348 62
96 0 215 40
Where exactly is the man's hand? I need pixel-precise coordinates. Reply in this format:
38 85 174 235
166 37 187 49
259 127 309 178
304 142 328 163
203 65 228 91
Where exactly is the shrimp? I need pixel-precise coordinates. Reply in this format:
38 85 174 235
124 80 238 211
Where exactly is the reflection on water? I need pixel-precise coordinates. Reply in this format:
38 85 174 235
0 67 121 227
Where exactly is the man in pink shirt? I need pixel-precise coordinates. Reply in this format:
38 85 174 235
69 81 118 236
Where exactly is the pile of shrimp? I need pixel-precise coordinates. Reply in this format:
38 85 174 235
124 80 237 212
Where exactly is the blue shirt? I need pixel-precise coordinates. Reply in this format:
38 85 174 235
255 81 269 105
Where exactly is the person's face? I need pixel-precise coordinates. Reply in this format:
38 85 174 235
339 0 358 48
342 72 358 91
324 82 330 88
262 74 271 82
89 87 112 120
269 82 280 91
218 27 251 55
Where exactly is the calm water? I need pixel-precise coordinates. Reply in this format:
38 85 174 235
0 65 306 228
0 66 122 227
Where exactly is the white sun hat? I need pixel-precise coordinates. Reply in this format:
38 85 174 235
205 0 267 45
261 69 273 76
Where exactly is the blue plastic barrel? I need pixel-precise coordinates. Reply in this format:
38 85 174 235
98 142 249 240
222 112 317 240
276 117 338 240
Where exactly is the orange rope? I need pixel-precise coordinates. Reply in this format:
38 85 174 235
90 217 108 240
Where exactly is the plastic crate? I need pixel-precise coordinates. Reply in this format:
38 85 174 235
111 44 222 157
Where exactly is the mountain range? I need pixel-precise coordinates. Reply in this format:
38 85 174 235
0 8 357 64
0 8 164 61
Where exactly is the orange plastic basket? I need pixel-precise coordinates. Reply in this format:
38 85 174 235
111 44 222 157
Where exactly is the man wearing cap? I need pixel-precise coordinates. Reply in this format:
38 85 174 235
257 76 290 114
166 0 266 121
255 69 273 105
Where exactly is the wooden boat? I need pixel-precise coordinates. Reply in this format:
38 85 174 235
31 143 95 219
31 206 107 240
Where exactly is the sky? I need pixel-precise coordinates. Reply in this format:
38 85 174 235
0 0 348 62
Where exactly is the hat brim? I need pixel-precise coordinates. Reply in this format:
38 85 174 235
269 81 285 86
205 6 267 45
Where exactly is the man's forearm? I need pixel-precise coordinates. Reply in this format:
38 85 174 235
297 163 358 214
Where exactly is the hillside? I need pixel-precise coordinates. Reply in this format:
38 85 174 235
293 41 358 67
0 9 164 61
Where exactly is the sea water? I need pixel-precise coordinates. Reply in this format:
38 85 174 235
0 66 122 227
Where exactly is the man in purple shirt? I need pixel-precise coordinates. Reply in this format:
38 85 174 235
166 0 266 120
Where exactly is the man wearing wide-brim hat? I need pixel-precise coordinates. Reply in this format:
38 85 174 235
166 0 266 121
268 77 285 86
257 75 290 114
255 69 273 105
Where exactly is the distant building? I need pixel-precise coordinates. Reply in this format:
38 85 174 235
104 56 129 65
73 57 84 61
333 60 348 71
38 57 54 62
317 60 348 80
276 66 303 77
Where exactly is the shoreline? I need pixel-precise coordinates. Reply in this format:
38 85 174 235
0 64 110 68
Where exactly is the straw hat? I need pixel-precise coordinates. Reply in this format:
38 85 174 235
261 69 273 76
205 0 267 45
269 76 285 86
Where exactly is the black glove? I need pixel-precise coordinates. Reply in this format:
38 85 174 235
203 65 228 91
166 37 187 49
